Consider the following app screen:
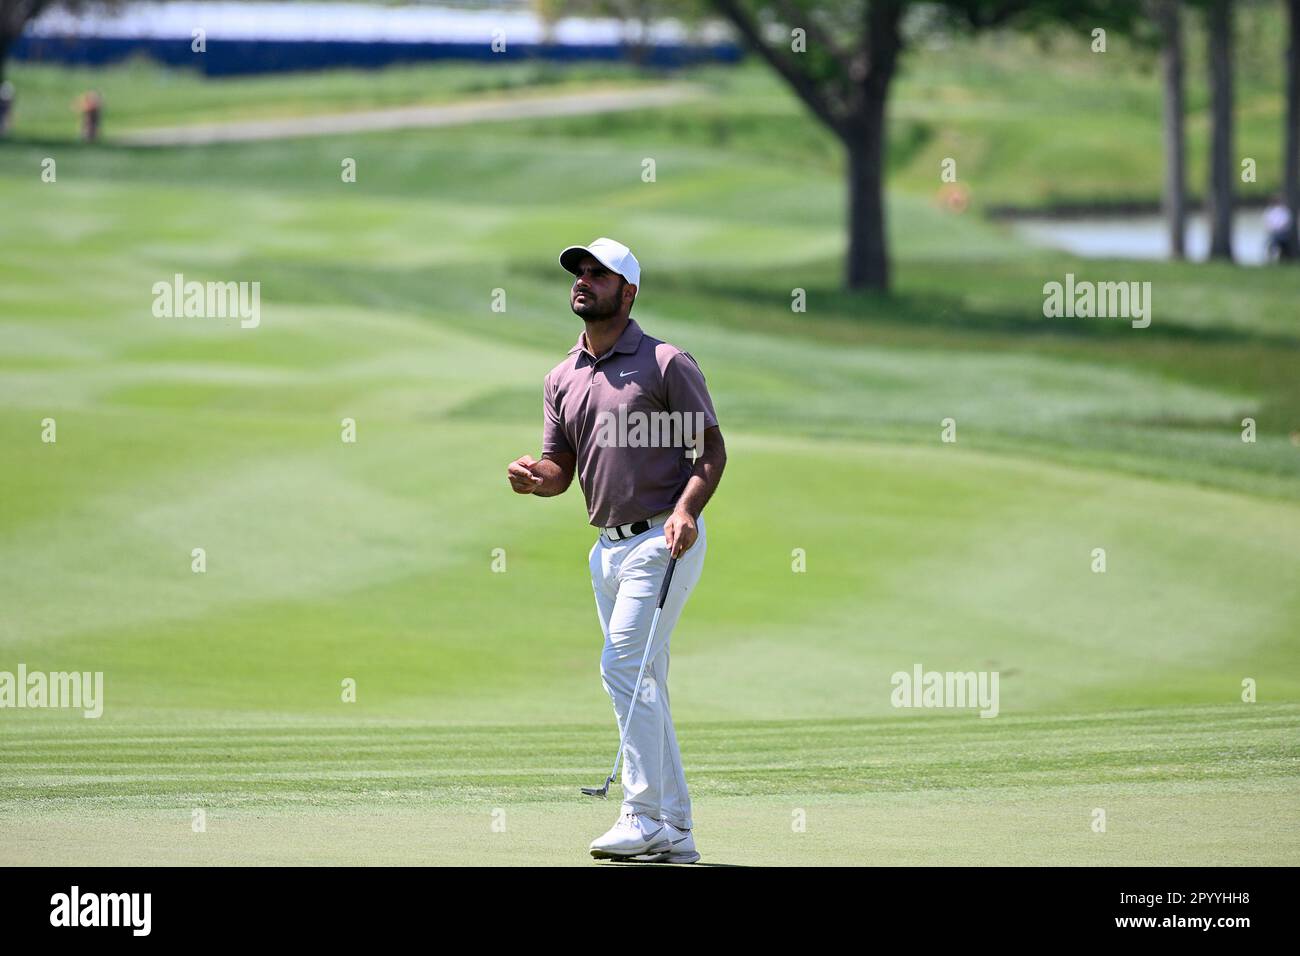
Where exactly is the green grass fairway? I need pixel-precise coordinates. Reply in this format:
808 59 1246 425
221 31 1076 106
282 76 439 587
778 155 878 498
1 49 1298 866
4 707 1295 865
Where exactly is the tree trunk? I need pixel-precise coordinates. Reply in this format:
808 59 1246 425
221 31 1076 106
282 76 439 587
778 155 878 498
1285 0 1300 259
1154 0 1187 259
0 0 56 100
1206 0 1235 261
845 95 890 292
844 0 902 292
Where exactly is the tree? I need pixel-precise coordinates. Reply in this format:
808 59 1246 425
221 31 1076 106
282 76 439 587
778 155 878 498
1284 0 1299 260
1205 0 1235 261
0 2 49 87
708 0 902 290
1150 0 1187 259
1 1 104 87
707 1 1140 293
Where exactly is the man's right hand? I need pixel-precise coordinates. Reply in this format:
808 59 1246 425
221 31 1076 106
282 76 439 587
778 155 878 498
507 455 545 494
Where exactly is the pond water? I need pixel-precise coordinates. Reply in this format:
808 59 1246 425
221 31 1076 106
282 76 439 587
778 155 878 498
1011 211 1271 266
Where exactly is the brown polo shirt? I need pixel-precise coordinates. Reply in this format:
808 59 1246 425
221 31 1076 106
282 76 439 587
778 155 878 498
543 317 719 528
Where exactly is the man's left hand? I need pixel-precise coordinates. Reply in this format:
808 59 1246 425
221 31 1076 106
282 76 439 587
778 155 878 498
663 509 697 557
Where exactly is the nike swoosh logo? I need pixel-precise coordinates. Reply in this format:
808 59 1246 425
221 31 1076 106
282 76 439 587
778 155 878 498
620 370 638 377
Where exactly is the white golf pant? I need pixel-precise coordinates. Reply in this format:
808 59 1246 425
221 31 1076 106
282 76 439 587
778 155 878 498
589 516 705 830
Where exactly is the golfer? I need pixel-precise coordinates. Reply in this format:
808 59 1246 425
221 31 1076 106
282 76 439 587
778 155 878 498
507 237 726 863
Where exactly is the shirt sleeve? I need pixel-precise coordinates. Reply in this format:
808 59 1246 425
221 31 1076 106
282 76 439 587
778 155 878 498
542 374 573 456
663 351 719 430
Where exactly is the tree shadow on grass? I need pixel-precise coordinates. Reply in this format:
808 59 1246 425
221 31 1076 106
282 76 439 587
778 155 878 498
646 267 1300 351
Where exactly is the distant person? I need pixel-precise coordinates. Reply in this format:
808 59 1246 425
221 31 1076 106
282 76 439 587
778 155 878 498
1263 197 1295 262
937 182 970 214
76 90 103 143
0 82 14 136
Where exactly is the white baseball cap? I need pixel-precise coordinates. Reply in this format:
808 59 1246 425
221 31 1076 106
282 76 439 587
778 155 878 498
559 237 641 289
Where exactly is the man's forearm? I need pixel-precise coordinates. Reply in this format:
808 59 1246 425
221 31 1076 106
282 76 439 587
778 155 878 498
674 446 725 518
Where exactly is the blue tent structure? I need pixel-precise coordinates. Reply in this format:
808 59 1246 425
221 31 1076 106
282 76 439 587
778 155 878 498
15 1 744 75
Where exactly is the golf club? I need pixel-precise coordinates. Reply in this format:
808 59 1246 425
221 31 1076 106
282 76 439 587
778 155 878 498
581 553 678 798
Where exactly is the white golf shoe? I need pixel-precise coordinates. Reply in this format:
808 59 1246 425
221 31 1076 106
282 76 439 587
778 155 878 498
628 821 700 864
589 811 671 859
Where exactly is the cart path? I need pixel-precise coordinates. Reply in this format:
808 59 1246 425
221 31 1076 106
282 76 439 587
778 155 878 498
116 84 704 146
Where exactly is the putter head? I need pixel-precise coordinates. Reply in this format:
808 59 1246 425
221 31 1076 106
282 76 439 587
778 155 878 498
580 776 613 798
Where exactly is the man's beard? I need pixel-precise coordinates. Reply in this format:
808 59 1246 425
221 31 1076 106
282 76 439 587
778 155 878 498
572 282 625 321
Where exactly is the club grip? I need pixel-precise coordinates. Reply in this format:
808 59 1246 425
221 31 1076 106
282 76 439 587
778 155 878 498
656 556 678 609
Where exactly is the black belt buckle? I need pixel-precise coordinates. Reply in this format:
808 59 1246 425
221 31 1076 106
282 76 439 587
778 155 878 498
609 518 651 541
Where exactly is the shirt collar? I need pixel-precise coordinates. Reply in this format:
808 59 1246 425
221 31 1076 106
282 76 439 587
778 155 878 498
568 317 644 359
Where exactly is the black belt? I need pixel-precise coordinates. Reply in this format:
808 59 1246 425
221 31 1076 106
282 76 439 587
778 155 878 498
602 510 671 542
